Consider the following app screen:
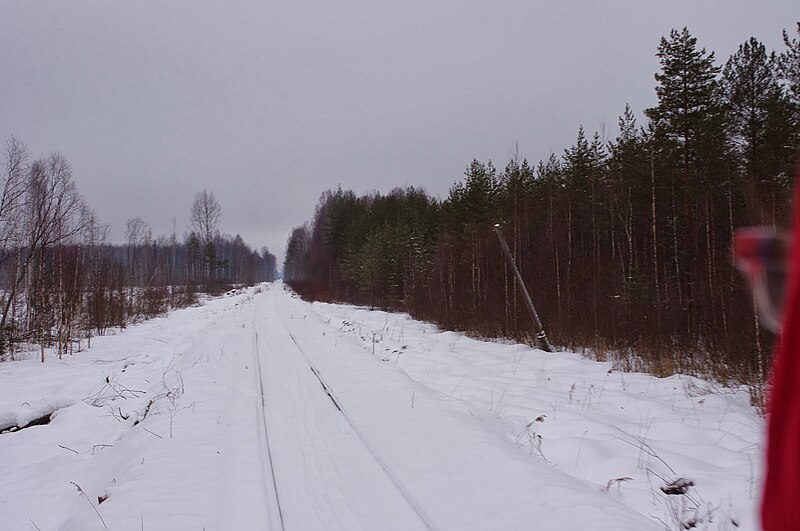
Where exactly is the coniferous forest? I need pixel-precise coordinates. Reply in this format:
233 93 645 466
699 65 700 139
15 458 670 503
0 145 278 362
284 26 800 392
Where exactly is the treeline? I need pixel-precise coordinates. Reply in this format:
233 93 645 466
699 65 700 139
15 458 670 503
0 139 277 362
284 25 800 387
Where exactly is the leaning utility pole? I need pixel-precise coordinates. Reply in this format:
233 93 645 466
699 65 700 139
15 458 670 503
494 224 553 353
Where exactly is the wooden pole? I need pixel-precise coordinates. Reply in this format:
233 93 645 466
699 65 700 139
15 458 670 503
494 224 553 352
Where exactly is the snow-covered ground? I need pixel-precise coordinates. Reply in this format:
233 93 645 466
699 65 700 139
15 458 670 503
0 282 762 530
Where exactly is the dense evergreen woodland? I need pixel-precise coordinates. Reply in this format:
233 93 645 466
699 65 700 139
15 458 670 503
0 145 277 362
285 26 800 390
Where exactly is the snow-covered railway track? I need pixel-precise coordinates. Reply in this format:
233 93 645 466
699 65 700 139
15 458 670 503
250 286 433 530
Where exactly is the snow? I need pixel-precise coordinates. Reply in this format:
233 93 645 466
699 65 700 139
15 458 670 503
0 282 763 530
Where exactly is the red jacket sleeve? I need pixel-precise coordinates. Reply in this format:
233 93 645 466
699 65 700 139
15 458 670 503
762 165 800 529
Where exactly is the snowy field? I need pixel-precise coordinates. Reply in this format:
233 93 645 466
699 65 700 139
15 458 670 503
0 282 762 530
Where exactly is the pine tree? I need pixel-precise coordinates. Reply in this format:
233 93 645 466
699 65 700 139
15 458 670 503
186 232 201 282
778 22 800 176
722 36 795 224
645 27 723 189
645 27 731 343
607 105 649 286
780 22 800 109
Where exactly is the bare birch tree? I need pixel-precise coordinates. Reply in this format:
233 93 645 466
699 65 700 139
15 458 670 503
190 190 221 245
190 190 221 283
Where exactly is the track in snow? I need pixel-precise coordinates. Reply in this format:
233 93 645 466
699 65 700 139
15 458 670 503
252 328 287 530
249 285 434 530
285 330 436 530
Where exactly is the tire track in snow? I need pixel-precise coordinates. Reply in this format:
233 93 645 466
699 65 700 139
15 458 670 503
278 323 437 531
251 284 435 530
252 327 287 530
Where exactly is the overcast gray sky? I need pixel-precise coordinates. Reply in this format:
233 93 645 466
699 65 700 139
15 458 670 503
1 1 797 265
